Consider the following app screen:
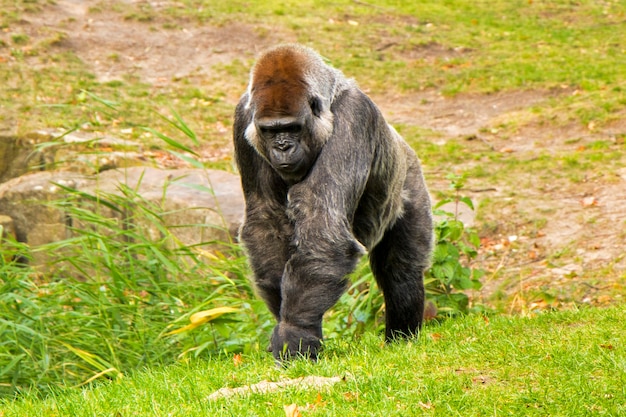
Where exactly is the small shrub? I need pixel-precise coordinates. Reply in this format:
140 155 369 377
426 173 485 315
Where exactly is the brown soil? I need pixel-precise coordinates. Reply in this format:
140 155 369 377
10 0 626 310
23 0 292 84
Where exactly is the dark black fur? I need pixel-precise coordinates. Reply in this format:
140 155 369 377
234 44 433 361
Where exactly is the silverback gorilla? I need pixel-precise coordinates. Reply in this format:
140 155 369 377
233 44 433 361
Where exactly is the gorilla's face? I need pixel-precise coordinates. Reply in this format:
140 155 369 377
249 95 329 183
243 46 334 184
255 115 312 181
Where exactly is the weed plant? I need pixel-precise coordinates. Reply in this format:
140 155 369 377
0 181 273 398
427 173 484 314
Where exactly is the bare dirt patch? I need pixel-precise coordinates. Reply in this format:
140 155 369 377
20 0 292 83
377 89 556 138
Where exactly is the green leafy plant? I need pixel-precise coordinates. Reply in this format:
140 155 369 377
427 173 485 315
324 260 385 340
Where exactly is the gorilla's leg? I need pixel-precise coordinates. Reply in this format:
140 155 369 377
369 197 432 341
240 207 293 319
272 214 364 360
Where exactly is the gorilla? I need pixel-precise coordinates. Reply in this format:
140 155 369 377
233 44 433 361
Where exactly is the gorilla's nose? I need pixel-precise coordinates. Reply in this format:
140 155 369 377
275 140 293 152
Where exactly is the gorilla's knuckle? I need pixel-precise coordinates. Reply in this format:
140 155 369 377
271 322 321 361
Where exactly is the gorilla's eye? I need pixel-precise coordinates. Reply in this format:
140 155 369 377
284 124 302 134
260 123 301 136
309 97 322 117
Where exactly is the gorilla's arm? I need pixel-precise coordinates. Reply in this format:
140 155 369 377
234 99 293 319
271 89 379 358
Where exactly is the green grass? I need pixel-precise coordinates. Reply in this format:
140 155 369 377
0 184 277 394
2 305 624 416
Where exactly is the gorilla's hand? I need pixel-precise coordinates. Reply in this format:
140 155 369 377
270 322 322 362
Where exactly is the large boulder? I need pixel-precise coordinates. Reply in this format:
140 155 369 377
0 133 42 184
1 128 149 185
0 167 244 266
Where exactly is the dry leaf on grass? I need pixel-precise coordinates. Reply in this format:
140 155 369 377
165 306 237 335
283 403 301 417
208 376 343 400
581 196 599 207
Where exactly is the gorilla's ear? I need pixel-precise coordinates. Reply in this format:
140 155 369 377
309 96 323 118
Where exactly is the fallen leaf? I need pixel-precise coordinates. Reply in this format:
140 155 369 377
430 333 442 342
581 196 599 207
233 353 243 367
166 307 238 335
284 404 301 417
419 401 434 410
308 392 327 409
344 392 359 401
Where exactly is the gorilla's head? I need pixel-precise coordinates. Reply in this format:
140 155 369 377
243 45 336 182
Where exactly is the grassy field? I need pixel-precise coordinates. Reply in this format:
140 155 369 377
3 305 625 416
1 0 625 413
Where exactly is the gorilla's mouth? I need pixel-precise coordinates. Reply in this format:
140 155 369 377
274 160 308 182
278 162 299 172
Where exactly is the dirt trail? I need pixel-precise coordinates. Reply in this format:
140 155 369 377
28 0 290 83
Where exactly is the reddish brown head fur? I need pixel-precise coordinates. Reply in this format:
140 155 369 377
250 46 310 119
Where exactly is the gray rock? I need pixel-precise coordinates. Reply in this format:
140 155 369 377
88 167 244 244
0 133 53 184
0 214 16 240
0 167 244 266
0 171 81 249
1 129 149 187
